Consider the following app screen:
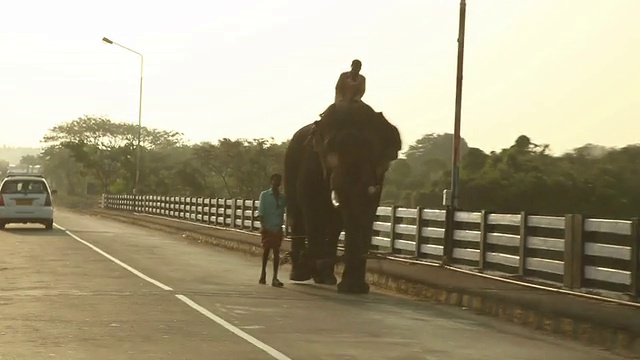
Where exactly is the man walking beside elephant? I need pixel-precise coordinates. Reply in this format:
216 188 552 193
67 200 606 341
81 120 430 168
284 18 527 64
257 173 286 287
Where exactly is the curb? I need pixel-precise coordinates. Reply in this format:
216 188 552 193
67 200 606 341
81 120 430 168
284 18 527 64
85 208 640 358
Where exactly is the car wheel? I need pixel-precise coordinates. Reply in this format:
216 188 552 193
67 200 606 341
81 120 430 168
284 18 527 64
0 221 5 230
45 220 54 230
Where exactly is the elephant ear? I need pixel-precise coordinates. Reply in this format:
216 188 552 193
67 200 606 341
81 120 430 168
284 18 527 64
303 120 340 181
369 112 402 178
374 112 401 158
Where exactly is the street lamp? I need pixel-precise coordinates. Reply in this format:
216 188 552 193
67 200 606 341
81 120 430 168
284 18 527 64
443 0 467 265
102 36 144 195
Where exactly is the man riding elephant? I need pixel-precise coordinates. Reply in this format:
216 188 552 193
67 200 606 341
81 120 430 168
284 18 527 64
335 59 366 104
285 89 402 294
320 59 374 118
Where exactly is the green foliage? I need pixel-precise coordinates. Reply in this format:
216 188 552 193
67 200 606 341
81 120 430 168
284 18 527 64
37 115 288 200
34 115 639 218
41 115 185 193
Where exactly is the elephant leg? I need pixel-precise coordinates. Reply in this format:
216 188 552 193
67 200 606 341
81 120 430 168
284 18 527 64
290 203 327 282
305 208 328 282
313 209 341 285
337 228 370 294
289 215 311 282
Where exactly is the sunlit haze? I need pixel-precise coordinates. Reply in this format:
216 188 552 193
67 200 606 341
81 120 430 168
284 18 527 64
1 0 638 154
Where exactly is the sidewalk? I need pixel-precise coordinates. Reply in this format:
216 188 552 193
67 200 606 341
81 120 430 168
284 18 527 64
87 208 640 357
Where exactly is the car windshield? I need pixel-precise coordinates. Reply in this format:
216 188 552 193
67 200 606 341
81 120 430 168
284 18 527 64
0 179 47 194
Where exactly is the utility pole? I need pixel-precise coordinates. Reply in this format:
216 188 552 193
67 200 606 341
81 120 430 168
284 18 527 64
443 0 467 265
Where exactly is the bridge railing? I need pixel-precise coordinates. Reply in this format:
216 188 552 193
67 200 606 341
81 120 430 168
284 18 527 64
100 194 639 301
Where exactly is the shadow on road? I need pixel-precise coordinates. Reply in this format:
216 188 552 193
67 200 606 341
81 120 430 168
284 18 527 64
284 281 500 329
1 227 66 237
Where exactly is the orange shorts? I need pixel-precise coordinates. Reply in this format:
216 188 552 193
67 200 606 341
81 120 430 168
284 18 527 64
261 229 283 249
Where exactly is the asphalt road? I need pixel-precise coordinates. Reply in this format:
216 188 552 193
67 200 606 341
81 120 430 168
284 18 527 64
0 209 628 360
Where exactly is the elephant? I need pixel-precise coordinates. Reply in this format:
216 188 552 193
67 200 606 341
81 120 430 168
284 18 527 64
283 101 402 294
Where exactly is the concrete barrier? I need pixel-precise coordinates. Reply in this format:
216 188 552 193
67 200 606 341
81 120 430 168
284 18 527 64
85 207 640 357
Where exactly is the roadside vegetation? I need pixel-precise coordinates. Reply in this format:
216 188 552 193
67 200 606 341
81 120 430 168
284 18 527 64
4 115 637 219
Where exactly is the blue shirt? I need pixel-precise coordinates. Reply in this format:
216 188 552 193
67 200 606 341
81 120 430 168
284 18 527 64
258 188 286 232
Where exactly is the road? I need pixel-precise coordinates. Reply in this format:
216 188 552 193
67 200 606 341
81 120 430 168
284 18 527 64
0 209 627 360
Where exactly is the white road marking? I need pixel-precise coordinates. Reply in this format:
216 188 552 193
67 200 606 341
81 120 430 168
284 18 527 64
176 295 291 360
53 223 292 360
55 224 173 291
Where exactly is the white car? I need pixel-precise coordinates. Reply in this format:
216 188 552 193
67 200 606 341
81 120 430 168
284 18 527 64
0 174 57 230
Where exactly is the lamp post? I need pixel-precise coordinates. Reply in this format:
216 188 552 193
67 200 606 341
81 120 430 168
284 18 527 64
102 36 143 195
443 0 467 265
450 0 467 210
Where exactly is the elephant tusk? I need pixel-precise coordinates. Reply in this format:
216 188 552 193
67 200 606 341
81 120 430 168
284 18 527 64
331 190 340 208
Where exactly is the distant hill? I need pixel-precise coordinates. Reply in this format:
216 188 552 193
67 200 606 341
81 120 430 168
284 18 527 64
0 146 42 164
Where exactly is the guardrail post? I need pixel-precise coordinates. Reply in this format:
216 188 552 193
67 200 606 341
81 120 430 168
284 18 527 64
211 198 216 225
240 199 245 229
221 198 226 227
231 199 237 228
284 208 289 237
250 200 256 231
414 206 423 258
630 218 639 297
442 208 454 265
204 198 210 224
518 211 528 277
214 198 219 226
192 197 197 221
563 214 584 289
390 205 398 253
479 210 489 270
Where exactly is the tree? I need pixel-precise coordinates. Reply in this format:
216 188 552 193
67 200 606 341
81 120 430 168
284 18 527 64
404 133 469 168
188 138 287 199
41 115 185 193
19 155 41 166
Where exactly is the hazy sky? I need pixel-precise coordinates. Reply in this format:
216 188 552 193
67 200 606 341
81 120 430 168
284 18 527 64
1 0 638 154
